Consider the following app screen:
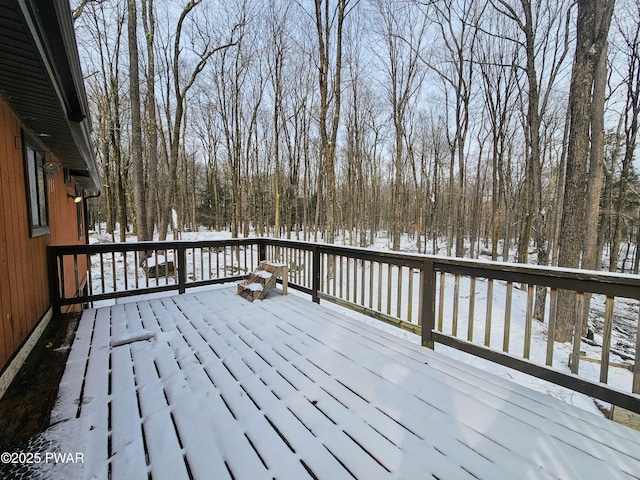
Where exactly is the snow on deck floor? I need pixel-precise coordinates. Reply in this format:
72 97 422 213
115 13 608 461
44 287 640 479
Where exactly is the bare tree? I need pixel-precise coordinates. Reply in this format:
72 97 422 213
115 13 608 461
266 0 292 237
157 0 241 240
127 0 148 242
490 0 572 325
610 2 640 271
141 0 158 240
475 10 520 261
312 0 357 247
78 0 127 239
556 0 615 342
373 0 428 251
425 0 482 257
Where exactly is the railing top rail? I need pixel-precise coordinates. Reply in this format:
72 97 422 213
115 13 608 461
264 239 640 296
48 237 261 255
430 257 640 299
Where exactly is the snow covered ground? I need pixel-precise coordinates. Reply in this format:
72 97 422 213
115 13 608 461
87 226 639 417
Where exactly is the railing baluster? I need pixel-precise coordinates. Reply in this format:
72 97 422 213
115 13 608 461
153 250 159 285
73 254 79 296
59 255 65 301
338 255 343 298
408 267 414 323
377 262 383 312
312 246 320 303
360 258 365 306
134 251 139 289
123 251 128 291
193 247 201 282
144 252 149 288
347 256 352 301
570 292 585 374
387 264 392 316
546 288 558 366
452 274 460 337
369 260 374 310
100 253 106 293
438 272 445 332
320 252 325 293
485 278 493 347
87 253 93 305
178 245 186 294
111 251 116 293
468 277 476 342
396 265 403 319
634 305 640 394
353 258 358 303
166 248 170 284
524 284 534 359
209 246 218 279
601 296 614 384
503 282 512 352
331 255 340 300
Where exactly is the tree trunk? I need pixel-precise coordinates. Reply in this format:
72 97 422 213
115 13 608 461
556 0 614 342
127 0 148 243
314 0 350 257
142 0 157 240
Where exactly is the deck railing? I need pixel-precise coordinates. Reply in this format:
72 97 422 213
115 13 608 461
48 237 640 414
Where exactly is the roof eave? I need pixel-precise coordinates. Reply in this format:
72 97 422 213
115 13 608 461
13 0 101 192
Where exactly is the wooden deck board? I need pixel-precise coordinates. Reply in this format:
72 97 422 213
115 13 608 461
285 296 640 454
46 287 640 479
79 305 111 479
131 344 190 480
241 305 550 479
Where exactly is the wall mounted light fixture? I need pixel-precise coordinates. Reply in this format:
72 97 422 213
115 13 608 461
67 193 82 203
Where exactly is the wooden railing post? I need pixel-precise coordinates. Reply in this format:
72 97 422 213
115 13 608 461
47 247 62 316
258 240 267 263
178 244 187 294
312 246 321 304
419 259 436 348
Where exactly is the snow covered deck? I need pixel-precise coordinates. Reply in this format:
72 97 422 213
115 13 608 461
48 286 640 479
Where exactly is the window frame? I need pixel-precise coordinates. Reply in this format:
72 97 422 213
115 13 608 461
23 134 50 237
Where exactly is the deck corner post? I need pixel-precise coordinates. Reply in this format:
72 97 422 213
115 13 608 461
47 246 62 316
312 246 321 304
258 240 267 263
178 244 187 294
419 259 436 349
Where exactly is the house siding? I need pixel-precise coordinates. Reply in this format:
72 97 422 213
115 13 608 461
0 97 87 373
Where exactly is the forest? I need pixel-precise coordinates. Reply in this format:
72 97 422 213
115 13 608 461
72 0 639 276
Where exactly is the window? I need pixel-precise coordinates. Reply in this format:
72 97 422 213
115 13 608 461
24 139 50 236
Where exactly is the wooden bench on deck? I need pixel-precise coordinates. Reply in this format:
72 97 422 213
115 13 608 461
237 261 288 301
